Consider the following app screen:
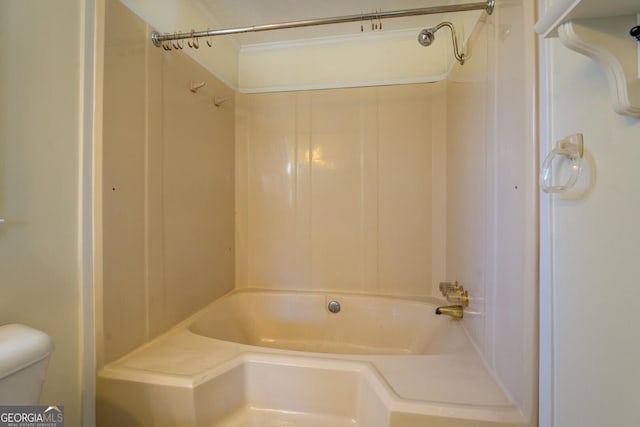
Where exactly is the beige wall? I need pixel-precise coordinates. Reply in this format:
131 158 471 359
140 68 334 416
106 0 484 93
0 1 85 426
236 84 447 295
237 12 484 93
101 1 235 364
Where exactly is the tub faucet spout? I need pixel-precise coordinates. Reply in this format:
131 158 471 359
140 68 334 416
435 305 463 319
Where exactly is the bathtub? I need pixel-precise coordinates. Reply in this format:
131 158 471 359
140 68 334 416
188 291 465 355
97 289 527 426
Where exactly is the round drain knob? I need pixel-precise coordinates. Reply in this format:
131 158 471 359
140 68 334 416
327 300 341 313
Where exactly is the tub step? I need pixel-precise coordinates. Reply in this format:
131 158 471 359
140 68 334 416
215 406 358 426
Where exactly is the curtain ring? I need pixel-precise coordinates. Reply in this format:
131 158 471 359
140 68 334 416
162 33 172 51
188 30 196 48
206 29 213 47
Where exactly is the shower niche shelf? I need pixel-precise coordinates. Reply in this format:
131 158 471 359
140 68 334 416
536 0 640 118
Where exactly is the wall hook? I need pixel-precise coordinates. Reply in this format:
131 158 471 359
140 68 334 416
189 80 206 93
214 96 228 107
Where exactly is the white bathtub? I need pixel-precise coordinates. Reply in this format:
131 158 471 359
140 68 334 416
97 290 527 426
188 291 465 355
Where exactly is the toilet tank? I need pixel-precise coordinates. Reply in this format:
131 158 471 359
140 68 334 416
0 324 53 405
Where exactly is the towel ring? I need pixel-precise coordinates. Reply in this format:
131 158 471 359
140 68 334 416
540 133 584 193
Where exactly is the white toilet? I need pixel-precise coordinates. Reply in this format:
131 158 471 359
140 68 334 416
0 324 53 405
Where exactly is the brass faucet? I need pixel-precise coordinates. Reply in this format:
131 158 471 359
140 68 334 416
436 281 470 319
435 305 464 319
438 281 469 305
439 281 461 296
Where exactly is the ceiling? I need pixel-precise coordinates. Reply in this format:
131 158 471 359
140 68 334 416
195 0 474 46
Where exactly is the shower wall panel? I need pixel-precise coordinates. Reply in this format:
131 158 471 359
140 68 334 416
236 83 447 296
446 3 538 423
102 1 235 364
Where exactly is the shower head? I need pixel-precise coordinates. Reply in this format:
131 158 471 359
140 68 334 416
418 22 450 47
417 21 466 65
417 28 436 47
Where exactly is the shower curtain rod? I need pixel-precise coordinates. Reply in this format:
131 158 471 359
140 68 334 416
151 0 494 48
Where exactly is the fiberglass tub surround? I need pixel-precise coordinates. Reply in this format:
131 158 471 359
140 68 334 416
98 290 526 426
99 0 538 425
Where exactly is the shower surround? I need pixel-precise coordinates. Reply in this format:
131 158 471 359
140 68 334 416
99 0 537 425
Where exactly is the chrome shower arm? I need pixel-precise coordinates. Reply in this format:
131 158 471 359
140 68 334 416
438 22 466 66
